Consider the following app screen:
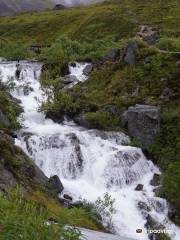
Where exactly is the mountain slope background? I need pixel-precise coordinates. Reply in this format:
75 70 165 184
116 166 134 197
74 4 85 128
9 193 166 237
0 0 98 16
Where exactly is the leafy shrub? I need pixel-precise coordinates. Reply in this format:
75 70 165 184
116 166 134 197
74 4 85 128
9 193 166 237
85 111 121 130
82 193 116 231
0 42 33 60
157 37 180 52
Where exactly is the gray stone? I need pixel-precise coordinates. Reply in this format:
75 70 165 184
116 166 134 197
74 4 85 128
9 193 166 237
0 110 10 127
83 64 93 76
23 85 33 96
63 194 73 201
135 184 143 191
48 175 64 194
150 173 161 186
123 104 160 148
138 201 151 212
61 75 78 85
137 25 159 45
121 41 139 65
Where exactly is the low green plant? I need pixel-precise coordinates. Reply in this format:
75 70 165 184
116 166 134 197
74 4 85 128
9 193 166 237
0 42 33 60
157 37 180 52
82 193 116 231
0 188 81 240
85 111 121 130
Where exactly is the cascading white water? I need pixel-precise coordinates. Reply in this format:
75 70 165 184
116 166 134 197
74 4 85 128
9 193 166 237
0 60 180 240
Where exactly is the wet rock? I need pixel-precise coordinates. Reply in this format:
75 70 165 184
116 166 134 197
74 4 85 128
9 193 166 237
64 194 73 201
46 110 65 123
70 200 83 208
23 85 33 96
61 75 78 85
83 64 93 76
68 133 84 170
168 204 180 224
0 110 10 127
150 173 161 186
145 214 169 240
150 199 166 213
70 62 76 67
137 25 159 45
123 104 160 148
138 201 151 212
61 62 70 76
135 184 144 191
121 41 139 65
48 175 64 194
15 63 22 79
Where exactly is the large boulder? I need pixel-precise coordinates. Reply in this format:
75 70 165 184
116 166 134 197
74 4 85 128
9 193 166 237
61 75 78 85
122 105 160 148
83 64 93 76
137 25 159 45
121 41 139 65
48 175 64 194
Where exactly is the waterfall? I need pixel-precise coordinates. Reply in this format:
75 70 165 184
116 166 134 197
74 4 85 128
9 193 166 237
0 60 179 240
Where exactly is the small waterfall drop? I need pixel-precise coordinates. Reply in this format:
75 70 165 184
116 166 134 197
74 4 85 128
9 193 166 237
0 60 179 240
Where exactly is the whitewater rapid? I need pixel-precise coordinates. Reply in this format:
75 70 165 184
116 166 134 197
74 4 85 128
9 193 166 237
0 60 179 240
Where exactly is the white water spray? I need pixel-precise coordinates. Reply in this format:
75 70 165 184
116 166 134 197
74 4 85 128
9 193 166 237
0 60 179 240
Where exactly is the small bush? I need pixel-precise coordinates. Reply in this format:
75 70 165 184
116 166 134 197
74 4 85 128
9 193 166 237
157 37 180 52
85 111 121 130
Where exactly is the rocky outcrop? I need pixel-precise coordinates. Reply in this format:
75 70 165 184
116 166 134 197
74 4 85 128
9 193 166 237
48 175 64 194
121 41 139 65
93 41 139 66
150 173 161 186
137 25 159 45
135 184 143 191
61 75 78 85
83 64 93 76
122 104 160 148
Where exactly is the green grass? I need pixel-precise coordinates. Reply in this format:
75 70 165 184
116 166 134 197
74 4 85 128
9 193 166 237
0 188 81 240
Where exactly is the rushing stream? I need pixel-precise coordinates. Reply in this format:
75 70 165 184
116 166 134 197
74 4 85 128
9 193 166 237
0 60 179 240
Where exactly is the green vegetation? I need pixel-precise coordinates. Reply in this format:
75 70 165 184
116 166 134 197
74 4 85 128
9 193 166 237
0 90 22 130
149 106 180 225
84 111 121 130
0 188 81 240
157 37 180 52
